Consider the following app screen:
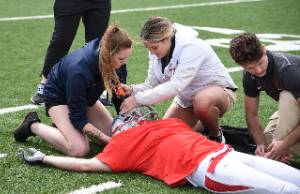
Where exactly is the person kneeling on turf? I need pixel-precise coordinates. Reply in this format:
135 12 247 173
19 106 300 194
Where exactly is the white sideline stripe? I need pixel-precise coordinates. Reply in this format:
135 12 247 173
227 66 243 73
68 181 122 194
0 67 243 115
0 15 53 21
0 0 263 21
0 104 40 115
0 153 7 159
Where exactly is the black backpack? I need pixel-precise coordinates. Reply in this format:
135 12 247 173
221 125 256 154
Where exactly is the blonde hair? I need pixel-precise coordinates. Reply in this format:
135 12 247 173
100 25 132 95
140 16 174 41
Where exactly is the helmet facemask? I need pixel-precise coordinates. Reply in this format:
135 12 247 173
110 105 158 136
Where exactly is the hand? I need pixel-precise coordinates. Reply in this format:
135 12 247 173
265 140 291 162
120 83 133 96
120 96 138 113
279 154 293 164
255 144 267 156
18 148 45 165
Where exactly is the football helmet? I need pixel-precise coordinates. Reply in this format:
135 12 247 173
110 105 158 136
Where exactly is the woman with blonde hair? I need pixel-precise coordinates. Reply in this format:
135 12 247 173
14 25 132 157
121 16 237 143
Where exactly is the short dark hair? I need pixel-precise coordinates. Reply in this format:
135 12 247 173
229 32 263 65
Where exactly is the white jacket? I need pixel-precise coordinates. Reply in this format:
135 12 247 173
133 23 237 108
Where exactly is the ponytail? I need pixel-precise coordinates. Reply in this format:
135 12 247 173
99 25 132 95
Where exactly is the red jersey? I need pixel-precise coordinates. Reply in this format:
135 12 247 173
96 118 225 186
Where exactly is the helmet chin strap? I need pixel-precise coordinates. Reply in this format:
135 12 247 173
110 105 158 136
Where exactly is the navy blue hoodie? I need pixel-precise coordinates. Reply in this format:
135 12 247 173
44 38 113 131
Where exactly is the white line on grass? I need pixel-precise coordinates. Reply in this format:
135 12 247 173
227 66 243 73
0 153 7 158
68 181 122 194
0 104 40 115
0 0 263 21
0 67 243 115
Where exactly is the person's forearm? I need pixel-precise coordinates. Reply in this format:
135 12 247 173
43 156 90 171
83 123 111 144
43 156 110 172
246 114 266 145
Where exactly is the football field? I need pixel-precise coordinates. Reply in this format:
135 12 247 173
0 0 300 193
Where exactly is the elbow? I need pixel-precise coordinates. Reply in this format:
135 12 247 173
78 160 93 172
68 108 88 131
70 116 87 132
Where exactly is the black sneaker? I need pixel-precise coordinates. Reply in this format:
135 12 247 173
31 84 45 105
208 128 226 143
14 112 41 142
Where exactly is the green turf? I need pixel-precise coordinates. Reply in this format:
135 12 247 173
0 0 300 193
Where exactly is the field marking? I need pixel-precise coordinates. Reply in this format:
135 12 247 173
0 0 263 22
68 181 122 194
0 153 8 159
0 67 243 115
227 66 243 73
0 104 40 115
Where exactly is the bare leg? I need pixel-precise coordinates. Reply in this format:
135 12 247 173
31 105 89 157
193 86 234 136
163 102 198 128
87 100 113 135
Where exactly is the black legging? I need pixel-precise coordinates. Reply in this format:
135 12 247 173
42 1 111 77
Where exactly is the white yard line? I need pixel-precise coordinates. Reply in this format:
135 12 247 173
0 0 263 22
68 181 122 194
227 66 243 73
0 104 40 115
0 153 7 159
0 0 253 114
0 67 243 115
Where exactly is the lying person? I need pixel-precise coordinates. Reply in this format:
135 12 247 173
19 106 300 194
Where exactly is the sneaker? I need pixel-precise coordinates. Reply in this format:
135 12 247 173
208 128 226 143
31 84 45 105
14 112 41 142
99 91 113 106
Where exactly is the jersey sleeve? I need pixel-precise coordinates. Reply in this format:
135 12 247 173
132 54 161 94
243 71 260 97
134 44 202 105
282 65 300 99
95 146 123 172
66 72 89 131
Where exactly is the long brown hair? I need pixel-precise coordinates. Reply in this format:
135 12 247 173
100 25 132 95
